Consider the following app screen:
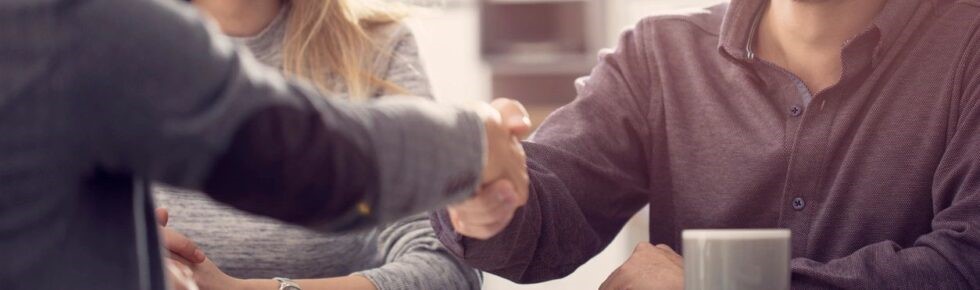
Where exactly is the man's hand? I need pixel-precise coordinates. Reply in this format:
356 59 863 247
599 243 684 290
156 208 206 264
452 98 531 240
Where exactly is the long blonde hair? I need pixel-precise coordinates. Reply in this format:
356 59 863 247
283 0 407 100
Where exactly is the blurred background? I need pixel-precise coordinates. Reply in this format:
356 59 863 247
399 0 722 289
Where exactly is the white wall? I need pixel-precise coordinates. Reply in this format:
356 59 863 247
405 2 491 103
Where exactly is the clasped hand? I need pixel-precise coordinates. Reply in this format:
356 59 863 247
449 98 532 240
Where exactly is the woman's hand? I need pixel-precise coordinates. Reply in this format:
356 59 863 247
157 208 251 290
156 208 207 264
184 257 250 290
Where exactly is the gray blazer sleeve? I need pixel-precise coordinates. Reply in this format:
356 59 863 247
70 0 484 231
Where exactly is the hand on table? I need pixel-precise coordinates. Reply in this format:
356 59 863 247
157 208 252 290
599 243 684 290
451 98 532 239
156 208 206 264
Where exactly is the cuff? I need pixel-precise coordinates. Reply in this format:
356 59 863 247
351 270 389 290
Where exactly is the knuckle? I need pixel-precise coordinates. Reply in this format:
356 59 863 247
177 238 195 252
633 242 651 252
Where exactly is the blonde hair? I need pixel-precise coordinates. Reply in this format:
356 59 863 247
283 0 408 100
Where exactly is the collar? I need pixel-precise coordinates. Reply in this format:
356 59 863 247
718 0 767 62
718 0 932 64
869 0 932 61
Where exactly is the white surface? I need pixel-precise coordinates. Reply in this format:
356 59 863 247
483 207 650 290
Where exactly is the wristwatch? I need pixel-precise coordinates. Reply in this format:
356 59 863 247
273 277 302 290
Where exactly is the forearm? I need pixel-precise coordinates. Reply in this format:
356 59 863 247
202 96 485 232
241 276 376 290
791 237 977 289
356 253 481 290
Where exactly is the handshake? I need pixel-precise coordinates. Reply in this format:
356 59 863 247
160 99 533 290
459 98 533 240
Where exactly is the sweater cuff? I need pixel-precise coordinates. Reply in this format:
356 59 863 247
351 270 392 290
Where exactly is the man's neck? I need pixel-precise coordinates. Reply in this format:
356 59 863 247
755 0 887 93
192 0 283 37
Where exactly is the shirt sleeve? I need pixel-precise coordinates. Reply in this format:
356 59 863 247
354 214 482 290
431 25 656 283
789 47 980 290
71 0 484 231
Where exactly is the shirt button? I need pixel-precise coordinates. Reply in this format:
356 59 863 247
792 197 806 211
789 106 803 117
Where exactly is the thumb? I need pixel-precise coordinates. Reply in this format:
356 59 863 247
490 98 532 138
484 179 523 206
155 208 169 227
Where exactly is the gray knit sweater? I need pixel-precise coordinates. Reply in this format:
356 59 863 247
155 6 480 290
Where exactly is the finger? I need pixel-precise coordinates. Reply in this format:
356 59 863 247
155 208 169 226
169 253 193 267
633 242 655 253
451 185 520 239
453 185 520 226
490 98 532 138
454 202 515 227
447 207 465 233
456 181 517 215
457 211 515 240
656 244 684 266
497 140 530 206
161 227 206 264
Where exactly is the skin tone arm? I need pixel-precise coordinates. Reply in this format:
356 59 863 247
157 208 384 290
239 277 376 290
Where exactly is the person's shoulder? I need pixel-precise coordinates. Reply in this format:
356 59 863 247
366 22 419 55
365 21 423 72
631 2 728 41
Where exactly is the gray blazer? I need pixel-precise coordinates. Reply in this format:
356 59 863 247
0 0 483 289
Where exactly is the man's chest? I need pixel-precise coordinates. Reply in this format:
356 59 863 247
648 37 970 254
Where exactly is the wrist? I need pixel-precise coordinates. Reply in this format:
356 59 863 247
239 279 279 290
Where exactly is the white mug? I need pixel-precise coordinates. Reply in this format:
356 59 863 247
682 229 791 290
